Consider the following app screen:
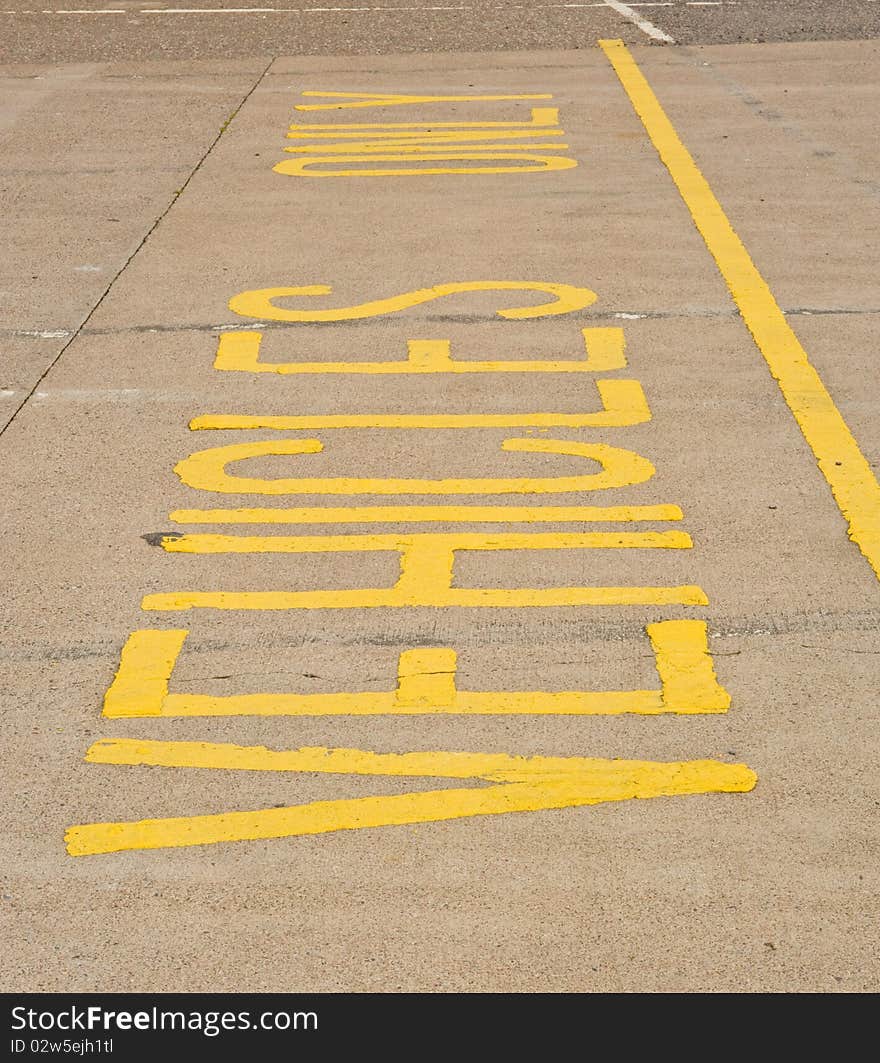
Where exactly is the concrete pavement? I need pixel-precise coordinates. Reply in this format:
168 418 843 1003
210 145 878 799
1 28 878 992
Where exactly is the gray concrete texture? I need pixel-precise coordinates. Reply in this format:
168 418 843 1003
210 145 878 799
2 0 880 64
1 39 879 991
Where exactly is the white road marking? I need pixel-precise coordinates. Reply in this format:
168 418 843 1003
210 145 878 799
140 6 280 9
602 0 675 40
33 388 143 399
1 1 738 14
13 328 73 338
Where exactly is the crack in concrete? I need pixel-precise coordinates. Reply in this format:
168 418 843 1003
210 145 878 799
4 304 879 342
0 55 277 440
2 606 878 663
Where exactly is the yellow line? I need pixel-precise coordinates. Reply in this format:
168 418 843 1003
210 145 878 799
285 129 566 141
294 92 553 111
66 740 756 854
600 38 880 580
80 739 736 783
160 530 692 553
65 771 749 855
287 109 560 129
283 141 571 154
169 504 684 524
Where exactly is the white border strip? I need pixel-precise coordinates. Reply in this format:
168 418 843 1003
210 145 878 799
2 2 721 13
604 0 675 41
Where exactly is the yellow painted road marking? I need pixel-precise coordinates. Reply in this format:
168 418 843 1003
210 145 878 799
284 140 571 154
102 620 729 719
102 629 187 718
145 527 704 611
174 438 656 495
293 92 554 111
601 38 880 579
169 503 683 524
228 280 596 322
285 130 567 147
66 740 755 855
161 530 692 553
214 328 627 375
274 152 579 177
287 128 563 143
279 97 578 178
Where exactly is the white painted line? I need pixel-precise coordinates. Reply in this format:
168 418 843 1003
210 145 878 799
141 6 279 9
299 4 468 9
603 0 675 40
1 0 740 13
210 322 269 329
143 4 469 9
137 3 595 10
33 388 144 399
140 4 497 10
31 3 599 11
13 328 73 338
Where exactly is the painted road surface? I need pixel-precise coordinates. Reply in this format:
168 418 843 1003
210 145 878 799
1 19 879 991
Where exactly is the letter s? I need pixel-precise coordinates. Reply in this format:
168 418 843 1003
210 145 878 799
228 280 597 323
